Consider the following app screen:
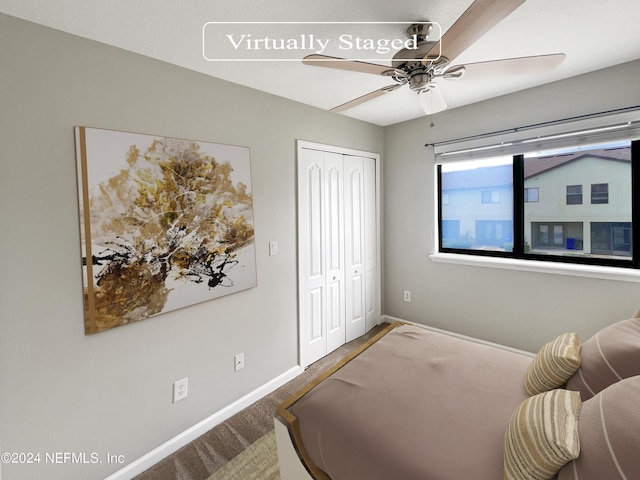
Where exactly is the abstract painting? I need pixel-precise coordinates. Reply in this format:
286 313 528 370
75 127 256 334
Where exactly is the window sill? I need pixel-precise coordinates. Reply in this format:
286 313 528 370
429 252 640 283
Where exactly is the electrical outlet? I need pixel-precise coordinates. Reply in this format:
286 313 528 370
234 352 245 372
403 290 411 302
173 378 188 403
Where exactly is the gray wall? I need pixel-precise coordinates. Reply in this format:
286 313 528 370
0 15 383 480
383 59 640 352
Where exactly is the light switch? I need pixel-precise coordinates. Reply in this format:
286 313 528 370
269 241 278 256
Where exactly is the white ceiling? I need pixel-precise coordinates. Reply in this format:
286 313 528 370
2 0 640 126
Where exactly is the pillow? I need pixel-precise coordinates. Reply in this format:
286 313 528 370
504 389 581 480
566 317 640 400
524 333 581 395
558 375 640 480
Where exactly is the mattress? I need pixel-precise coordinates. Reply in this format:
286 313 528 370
279 323 533 480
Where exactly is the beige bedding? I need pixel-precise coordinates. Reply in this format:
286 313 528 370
278 323 533 480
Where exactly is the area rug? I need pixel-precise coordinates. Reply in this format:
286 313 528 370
206 430 279 480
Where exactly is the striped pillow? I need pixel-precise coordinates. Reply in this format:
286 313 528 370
558 375 640 480
524 333 581 395
504 389 581 480
565 317 640 400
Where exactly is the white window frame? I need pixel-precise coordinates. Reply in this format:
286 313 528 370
430 108 640 283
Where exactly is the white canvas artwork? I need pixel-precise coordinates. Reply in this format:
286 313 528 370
75 126 256 334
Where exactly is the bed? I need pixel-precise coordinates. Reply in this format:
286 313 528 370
275 318 640 480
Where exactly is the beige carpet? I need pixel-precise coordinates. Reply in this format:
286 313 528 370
206 431 279 480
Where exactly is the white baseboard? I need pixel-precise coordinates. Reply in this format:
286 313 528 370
382 315 534 357
105 365 303 480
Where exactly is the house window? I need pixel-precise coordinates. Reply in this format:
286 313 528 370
476 220 513 251
591 183 609 204
591 222 631 256
532 222 584 250
566 185 583 204
524 187 539 202
481 190 500 203
538 225 548 244
437 140 637 268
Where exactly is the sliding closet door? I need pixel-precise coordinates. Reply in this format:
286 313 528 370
344 156 366 342
298 148 345 367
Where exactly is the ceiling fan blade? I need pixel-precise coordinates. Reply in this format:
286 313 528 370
417 87 448 115
330 85 401 112
303 54 394 76
424 0 525 64
459 53 566 77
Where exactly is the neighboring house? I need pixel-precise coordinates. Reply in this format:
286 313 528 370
441 164 514 250
440 145 632 257
524 145 632 257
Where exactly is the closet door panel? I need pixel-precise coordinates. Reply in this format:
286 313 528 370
344 156 366 342
364 156 379 332
298 149 327 366
326 281 342 335
324 152 345 353
308 287 323 341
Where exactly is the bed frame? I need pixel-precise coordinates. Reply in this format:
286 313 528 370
274 320 535 480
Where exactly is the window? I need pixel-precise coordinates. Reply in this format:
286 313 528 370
591 222 631 256
440 158 513 252
566 185 582 204
591 183 609 204
532 222 583 250
481 190 500 203
524 187 539 202
438 140 638 269
538 225 548 244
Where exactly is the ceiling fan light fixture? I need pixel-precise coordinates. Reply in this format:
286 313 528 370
417 90 432 113
416 86 448 115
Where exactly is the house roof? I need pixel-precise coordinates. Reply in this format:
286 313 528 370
524 146 631 178
442 146 631 190
441 164 512 190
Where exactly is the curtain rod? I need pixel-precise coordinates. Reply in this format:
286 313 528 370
424 105 640 148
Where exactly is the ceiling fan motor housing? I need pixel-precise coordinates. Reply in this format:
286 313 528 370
408 69 433 92
390 23 449 92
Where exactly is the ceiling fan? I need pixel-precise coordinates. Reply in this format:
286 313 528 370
303 0 565 114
